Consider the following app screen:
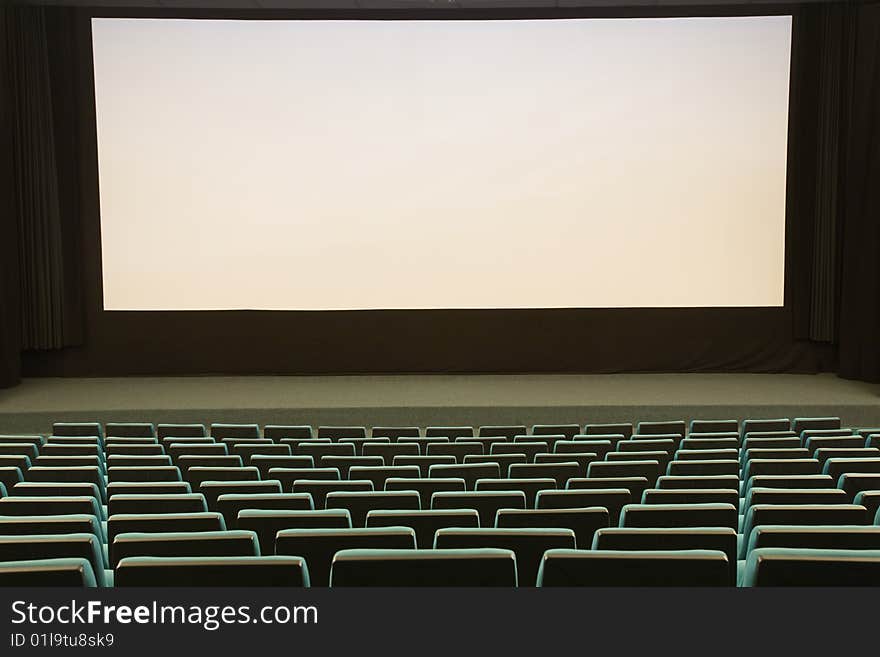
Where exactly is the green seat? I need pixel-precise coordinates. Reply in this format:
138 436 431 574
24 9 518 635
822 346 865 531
116 555 309 587
495 507 609 548
0 558 97 586
0 534 107 586
740 504 869 558
199 480 282 510
621 503 737 530
535 488 631 524
237 509 352 555
743 547 880 586
217 493 314 529
385 477 465 510
476 478 556 508
292 480 371 509
746 525 880 554
427 463 500 490
250 455 314 479
537 549 729 586
330 548 516 587
0 514 102 541
434 527 575 586
111 530 260 567
325 491 420 527
276 526 416 586
432 491 524 527
366 509 479 549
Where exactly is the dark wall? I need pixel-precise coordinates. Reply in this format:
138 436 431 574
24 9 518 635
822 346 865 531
9 6 850 378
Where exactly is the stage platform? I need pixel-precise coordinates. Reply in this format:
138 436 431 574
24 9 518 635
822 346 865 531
1 373 879 435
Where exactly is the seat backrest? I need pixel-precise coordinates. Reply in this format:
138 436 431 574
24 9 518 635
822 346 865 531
106 512 226 560
745 487 849 509
291 480 372 510
237 509 352 555
325 491 421 527
743 547 880 586
584 424 633 440
838 473 880 500
534 488 631 524
508 462 581 488
349 466 420 492
744 459 821 479
111 530 260 567
370 427 420 440
276 527 416 586
250 455 314 479
566 476 650 501
199 480 282 510
464 454 528 478
210 424 260 440
741 504 869 557
391 455 456 477
321 456 384 480
561 439 613 459
792 417 842 435
362 443 420 465
479 426 527 439
107 466 182 483
317 426 367 440
216 493 315 528
384 477 466 510
475 478 556 508
425 427 474 439
427 463 501 490
365 509 479 549
587 460 660 483
641 488 739 510
741 419 791 437
115 555 309 586
0 557 97 586
108 493 208 517
656 475 740 490
690 420 739 434
330 548 516 586
0 533 106 586
537 549 729 586
434 527 576 586
270 468 340 492
746 525 880 554
531 425 580 439
666 459 739 477
263 425 313 441
495 507 610 548
105 423 156 438
490 442 548 463
431 491 525 527
636 421 686 437
621 503 738 530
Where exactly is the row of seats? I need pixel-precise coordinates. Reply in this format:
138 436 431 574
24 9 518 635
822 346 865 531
1 416 880 586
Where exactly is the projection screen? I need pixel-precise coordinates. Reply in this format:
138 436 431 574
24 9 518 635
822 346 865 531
92 16 792 311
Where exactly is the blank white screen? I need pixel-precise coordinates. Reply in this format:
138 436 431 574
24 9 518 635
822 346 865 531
92 16 791 310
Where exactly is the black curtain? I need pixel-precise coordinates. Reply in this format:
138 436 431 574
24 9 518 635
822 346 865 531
0 9 22 388
838 4 880 382
0 6 84 388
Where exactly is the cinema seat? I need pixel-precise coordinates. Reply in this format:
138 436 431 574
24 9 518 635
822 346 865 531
537 549 729 587
296 442 355 466
210 424 260 439
186 466 260 489
745 525 880 553
280 438 329 452
107 482 191 497
250 455 314 478
805 436 865 452
680 438 739 451
853 491 880 520
641 488 739 510
337 438 390 456
476 478 556 508
168 443 228 463
491 442 547 463
366 509 479 549
231 444 291 461
432 491 525 527
0 514 101 540
53 422 103 439
745 488 849 509
157 424 207 439
620 503 738 530
220 437 269 448
495 507 609 548
0 534 107 585
115 556 309 587
742 448 811 465
675 449 739 462
562 439 613 459
108 466 181 482
584 424 633 440
105 423 155 438
392 455 456 477
428 463 501 490
371 427 420 440
0 496 102 519
690 420 739 434
217 493 315 528
160 436 214 447
617 439 676 455
12 482 101 503
534 452 597 472
326 491 420 527
0 558 97 587
434 527 575 586
464 454 527 477
744 459 822 479
636 421 686 438
276 527 416 586
263 425 314 441
824 458 880 481
46 436 102 446
567 476 650 501
271 468 340 491
178 456 244 476
363 443 419 465
349 465 419 491
107 455 171 470
317 426 366 440
592 527 738 585
425 427 474 439
656 475 741 490
292 480 372 509
608 451 671 470
815 448 880 467
743 435 800 451
460 437 506 454
107 513 226 561
25 466 106 501
532 424 580 441
0 443 39 459
508 462 581 488
793 417 842 435
479 426 527 439
587 460 660 483
199 480 283 509
385 477 466 509
741 505 869 557
743 474 835 496
838 473 880 500
396 438 449 455
105 444 164 457
108 493 208 517
0 457 30 474
667 460 739 476
237 509 352 555
330 548 516 587
535 489 631 524
322 456 384 479
741 419 791 437
742 548 880 586
111 530 260 567
426 442 484 462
